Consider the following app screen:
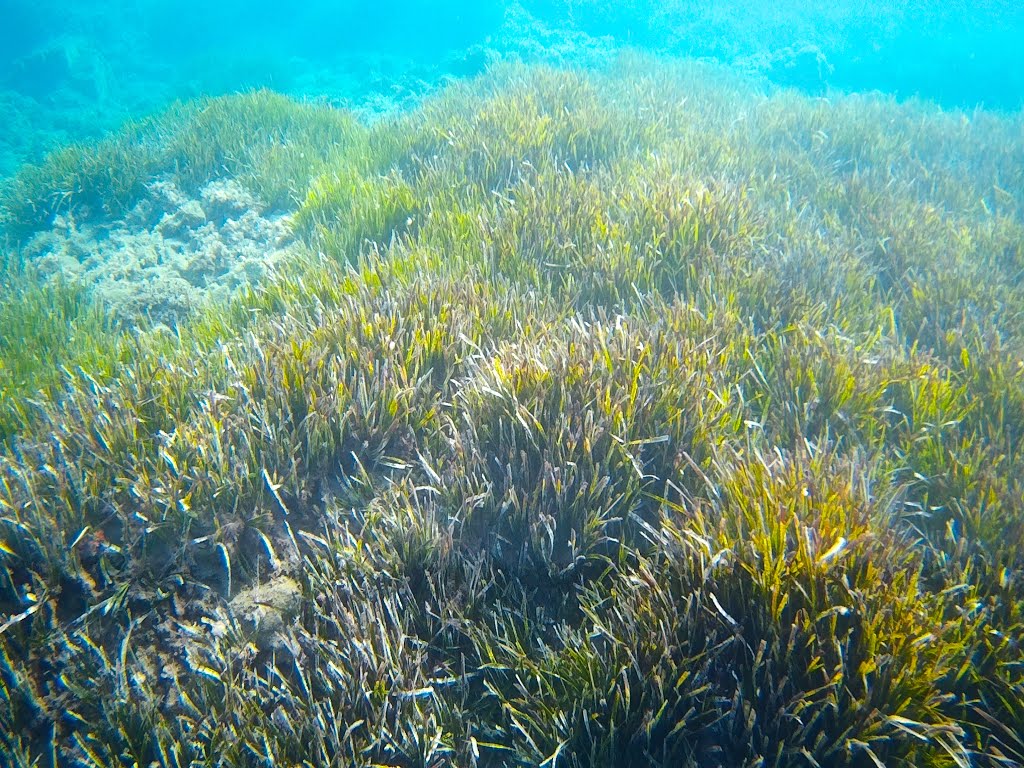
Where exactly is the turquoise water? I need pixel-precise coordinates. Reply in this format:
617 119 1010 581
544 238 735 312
3 3 1024 766
2 0 1022 176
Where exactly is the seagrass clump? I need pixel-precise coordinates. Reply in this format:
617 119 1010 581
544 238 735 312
1 56 1023 766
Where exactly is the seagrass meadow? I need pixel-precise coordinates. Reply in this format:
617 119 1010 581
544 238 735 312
1 56 1023 767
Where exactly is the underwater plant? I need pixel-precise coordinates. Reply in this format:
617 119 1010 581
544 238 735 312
1 55 1023 766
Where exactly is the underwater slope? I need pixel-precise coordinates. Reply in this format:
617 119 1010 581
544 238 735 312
1 57 1023 766
4 0 1023 179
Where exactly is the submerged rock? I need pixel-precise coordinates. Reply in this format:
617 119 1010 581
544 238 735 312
200 179 260 223
228 575 303 650
155 199 206 239
759 43 834 96
24 176 297 327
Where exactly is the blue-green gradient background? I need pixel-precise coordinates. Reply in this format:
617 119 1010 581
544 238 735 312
2 0 1022 176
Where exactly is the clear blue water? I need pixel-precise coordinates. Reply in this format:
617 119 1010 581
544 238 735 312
2 0 1022 176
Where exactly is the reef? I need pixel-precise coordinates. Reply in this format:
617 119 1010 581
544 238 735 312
23 178 296 326
0 57 1022 767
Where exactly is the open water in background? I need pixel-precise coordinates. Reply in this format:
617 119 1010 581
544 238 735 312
1 0 1023 177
